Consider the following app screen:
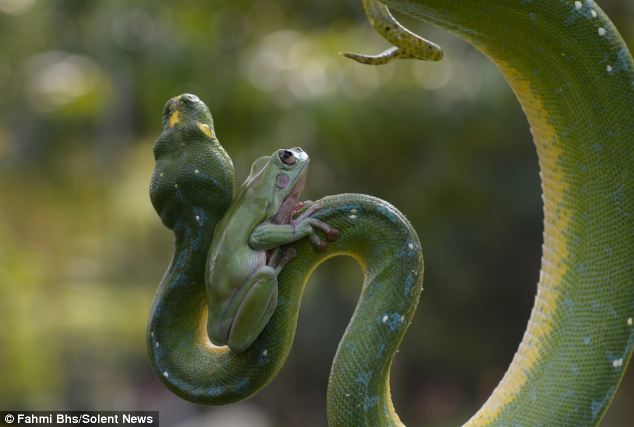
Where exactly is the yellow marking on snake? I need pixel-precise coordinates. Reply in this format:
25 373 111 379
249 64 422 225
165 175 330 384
168 111 181 128
199 309 230 354
465 64 571 425
198 123 214 138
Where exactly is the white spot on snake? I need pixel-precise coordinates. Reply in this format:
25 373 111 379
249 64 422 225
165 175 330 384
159 173 164 177
349 215 357 219
382 315 388 323
628 317 633 326
163 371 169 378
408 243 414 250
195 215 200 221
262 349 268 356
612 358 623 368
400 315 405 322
351 209 357 214
345 393 351 397
598 27 606 36
583 336 592 345
155 342 159 348
174 183 179 188
574 1 582 10
591 10 597 18
151 332 154 337
194 169 199 174
607 65 613 72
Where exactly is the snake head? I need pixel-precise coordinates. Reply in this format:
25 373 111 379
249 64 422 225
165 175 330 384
162 93 214 131
150 94 234 231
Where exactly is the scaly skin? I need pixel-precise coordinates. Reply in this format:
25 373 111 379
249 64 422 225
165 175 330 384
371 0 634 425
341 0 443 64
148 1 634 425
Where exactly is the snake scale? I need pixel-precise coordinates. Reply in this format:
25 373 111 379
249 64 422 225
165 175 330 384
147 1 634 425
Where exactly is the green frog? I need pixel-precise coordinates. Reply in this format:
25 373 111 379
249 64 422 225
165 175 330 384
205 147 339 353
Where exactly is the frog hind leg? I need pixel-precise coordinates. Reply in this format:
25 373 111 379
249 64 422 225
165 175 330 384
227 266 278 353
269 247 297 273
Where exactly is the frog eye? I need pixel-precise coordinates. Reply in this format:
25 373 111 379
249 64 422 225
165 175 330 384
279 150 297 165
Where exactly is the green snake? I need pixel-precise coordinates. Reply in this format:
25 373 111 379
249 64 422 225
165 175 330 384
147 1 634 425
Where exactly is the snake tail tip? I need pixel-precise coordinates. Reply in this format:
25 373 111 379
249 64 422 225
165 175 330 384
339 51 357 60
339 51 389 66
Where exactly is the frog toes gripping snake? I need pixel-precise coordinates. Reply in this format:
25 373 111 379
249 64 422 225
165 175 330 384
147 1 634 426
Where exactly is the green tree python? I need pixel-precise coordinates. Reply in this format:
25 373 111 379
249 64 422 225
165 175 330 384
147 1 634 425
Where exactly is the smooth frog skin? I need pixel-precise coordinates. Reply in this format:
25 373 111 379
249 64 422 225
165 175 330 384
205 148 340 353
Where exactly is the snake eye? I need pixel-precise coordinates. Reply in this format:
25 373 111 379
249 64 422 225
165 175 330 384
279 150 297 165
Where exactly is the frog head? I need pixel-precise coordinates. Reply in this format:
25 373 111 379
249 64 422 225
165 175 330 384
243 147 309 222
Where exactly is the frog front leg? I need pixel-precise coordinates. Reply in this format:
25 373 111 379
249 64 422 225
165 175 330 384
249 216 340 252
227 265 278 353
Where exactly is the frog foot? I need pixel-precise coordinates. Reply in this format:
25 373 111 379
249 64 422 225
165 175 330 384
269 247 297 274
325 227 341 242
294 200 323 220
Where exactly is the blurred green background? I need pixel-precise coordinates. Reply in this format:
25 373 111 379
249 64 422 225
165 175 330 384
1 0 632 426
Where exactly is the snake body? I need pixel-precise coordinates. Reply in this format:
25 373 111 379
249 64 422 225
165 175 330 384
148 1 634 425
377 1 634 425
